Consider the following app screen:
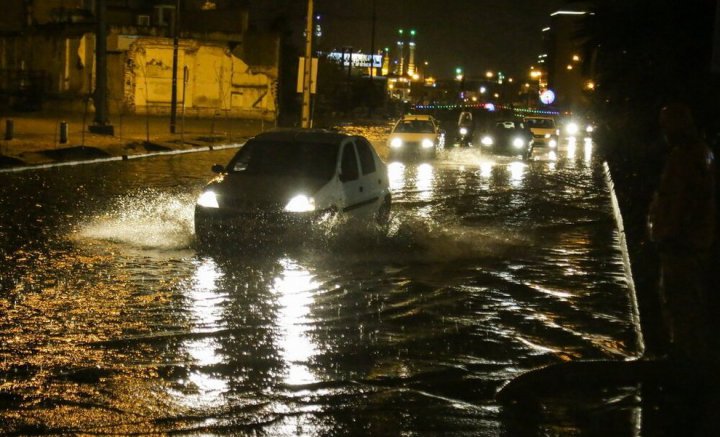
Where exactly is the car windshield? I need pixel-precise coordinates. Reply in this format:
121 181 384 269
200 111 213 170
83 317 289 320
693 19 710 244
227 140 339 181
393 120 436 134
525 118 555 128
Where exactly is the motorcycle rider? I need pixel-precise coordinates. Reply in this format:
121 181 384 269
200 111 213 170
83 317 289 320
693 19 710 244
457 111 474 146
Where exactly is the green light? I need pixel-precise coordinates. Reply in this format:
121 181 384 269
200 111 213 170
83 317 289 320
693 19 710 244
410 29 416 36
399 29 404 34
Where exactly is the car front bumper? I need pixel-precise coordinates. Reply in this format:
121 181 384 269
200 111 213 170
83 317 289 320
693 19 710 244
388 143 437 158
194 206 336 244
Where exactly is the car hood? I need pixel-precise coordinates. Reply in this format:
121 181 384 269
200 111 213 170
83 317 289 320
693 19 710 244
389 132 437 142
528 127 555 134
205 173 330 209
486 129 528 139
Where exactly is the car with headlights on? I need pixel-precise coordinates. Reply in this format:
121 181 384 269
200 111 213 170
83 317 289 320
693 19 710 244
194 129 391 243
562 118 595 139
479 120 534 160
387 114 443 159
523 116 558 148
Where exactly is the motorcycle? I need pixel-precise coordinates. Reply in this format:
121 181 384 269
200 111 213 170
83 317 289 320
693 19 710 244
456 125 473 147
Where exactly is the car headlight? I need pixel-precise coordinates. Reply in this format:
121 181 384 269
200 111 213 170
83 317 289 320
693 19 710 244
421 138 434 149
390 138 403 149
285 194 315 212
459 127 468 136
544 133 551 138
513 137 525 148
566 122 579 135
197 191 219 208
549 139 557 148
481 136 493 146
586 125 594 133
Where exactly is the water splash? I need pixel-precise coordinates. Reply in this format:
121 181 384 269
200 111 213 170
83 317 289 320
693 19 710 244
77 189 196 250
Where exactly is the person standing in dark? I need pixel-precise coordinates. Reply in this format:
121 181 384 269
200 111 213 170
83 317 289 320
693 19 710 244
647 103 716 365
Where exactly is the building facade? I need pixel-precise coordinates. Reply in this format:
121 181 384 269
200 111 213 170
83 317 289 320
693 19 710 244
543 10 594 114
0 0 278 120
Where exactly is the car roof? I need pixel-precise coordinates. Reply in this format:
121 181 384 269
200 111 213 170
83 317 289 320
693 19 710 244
251 128 350 145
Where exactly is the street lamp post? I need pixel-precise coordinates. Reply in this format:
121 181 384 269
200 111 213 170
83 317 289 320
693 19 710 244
89 0 113 135
301 0 314 128
170 0 180 134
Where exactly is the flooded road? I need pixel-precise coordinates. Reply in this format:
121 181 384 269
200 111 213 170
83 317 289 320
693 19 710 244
0 135 642 434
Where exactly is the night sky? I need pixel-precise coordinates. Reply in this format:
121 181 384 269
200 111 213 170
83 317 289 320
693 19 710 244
248 0 568 79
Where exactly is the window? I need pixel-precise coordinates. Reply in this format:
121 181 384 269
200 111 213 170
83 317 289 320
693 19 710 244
155 5 176 27
340 143 359 182
137 15 150 26
354 139 376 175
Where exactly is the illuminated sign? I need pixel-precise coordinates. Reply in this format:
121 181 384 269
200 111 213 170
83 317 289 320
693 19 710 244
327 52 383 68
540 89 556 105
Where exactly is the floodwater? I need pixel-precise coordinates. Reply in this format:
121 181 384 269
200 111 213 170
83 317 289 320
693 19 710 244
0 134 642 435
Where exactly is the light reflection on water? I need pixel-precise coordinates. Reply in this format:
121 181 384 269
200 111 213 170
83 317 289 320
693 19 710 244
273 257 319 386
508 161 526 187
0 135 644 434
178 258 228 408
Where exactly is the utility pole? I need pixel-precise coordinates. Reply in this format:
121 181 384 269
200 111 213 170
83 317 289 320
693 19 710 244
301 0 314 128
170 0 180 134
90 0 113 135
370 0 376 79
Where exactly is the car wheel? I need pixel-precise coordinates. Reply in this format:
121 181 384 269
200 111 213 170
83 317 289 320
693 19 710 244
375 195 391 225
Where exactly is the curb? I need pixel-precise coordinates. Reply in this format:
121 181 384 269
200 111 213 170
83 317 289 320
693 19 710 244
0 142 245 174
604 160 645 357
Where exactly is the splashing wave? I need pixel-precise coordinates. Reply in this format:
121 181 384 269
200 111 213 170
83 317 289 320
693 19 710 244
78 189 196 250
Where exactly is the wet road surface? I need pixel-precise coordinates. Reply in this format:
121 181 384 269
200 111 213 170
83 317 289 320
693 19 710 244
0 133 642 434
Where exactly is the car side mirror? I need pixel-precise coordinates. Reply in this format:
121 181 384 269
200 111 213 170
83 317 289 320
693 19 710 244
211 164 225 173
